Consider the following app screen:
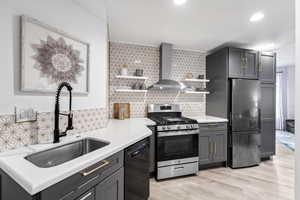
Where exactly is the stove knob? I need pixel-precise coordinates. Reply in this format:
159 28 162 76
177 126 181 130
187 125 191 129
162 126 166 130
167 126 171 130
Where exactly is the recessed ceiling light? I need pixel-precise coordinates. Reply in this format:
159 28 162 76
253 43 275 51
250 12 265 22
174 0 187 6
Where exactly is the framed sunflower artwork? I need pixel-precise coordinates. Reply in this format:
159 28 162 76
21 15 89 94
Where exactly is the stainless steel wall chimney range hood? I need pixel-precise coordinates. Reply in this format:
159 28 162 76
148 43 185 91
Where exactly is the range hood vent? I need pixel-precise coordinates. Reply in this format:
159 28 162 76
148 43 185 91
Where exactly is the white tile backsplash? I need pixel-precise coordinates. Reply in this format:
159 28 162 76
109 42 207 118
0 108 108 152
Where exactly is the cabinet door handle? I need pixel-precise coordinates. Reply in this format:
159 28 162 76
214 142 217 156
208 123 218 126
240 54 244 69
258 60 262 72
82 160 110 176
79 192 93 200
241 53 247 69
258 108 262 131
209 142 212 154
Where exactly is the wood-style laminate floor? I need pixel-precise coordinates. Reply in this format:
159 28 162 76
149 144 295 200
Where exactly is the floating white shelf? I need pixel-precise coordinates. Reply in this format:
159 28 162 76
115 75 148 80
183 79 210 83
115 89 148 93
184 91 210 94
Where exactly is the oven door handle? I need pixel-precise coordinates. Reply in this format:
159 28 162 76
158 130 199 137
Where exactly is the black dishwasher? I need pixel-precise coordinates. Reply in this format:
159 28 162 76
124 138 150 200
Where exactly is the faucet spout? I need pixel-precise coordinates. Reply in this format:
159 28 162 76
54 82 73 143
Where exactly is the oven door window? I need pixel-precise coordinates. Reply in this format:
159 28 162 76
157 134 198 162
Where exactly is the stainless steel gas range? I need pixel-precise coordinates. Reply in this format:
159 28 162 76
147 104 199 180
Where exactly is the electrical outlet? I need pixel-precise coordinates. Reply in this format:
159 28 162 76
15 107 37 123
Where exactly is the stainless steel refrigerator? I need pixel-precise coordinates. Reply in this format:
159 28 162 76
229 79 261 168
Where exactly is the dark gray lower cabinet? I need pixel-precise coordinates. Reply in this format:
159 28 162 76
214 132 227 163
198 134 211 165
0 170 35 200
0 151 125 200
95 168 124 200
199 132 227 165
198 123 227 166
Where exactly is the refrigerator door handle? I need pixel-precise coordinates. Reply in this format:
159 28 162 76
228 134 232 147
214 142 217 156
258 108 261 132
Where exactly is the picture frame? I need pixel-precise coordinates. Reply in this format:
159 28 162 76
21 15 90 94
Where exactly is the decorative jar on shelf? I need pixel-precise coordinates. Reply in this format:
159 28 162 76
120 64 128 76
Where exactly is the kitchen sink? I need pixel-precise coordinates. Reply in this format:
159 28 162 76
25 138 110 168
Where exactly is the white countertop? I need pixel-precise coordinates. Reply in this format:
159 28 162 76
187 115 228 123
0 118 155 195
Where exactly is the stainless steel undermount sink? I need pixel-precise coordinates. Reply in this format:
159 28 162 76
25 138 110 168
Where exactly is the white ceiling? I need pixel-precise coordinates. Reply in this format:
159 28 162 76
80 0 295 67
73 0 107 20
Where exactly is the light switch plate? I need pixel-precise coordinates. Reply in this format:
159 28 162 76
15 107 37 123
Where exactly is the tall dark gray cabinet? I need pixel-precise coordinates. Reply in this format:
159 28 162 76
259 52 276 158
206 48 276 166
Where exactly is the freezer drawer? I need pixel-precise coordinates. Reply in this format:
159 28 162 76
230 132 261 168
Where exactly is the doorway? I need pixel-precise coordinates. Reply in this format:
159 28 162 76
276 70 295 151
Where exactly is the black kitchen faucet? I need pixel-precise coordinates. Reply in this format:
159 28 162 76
53 82 74 143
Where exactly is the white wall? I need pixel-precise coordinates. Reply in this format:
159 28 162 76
287 65 295 119
296 0 300 199
0 0 108 114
